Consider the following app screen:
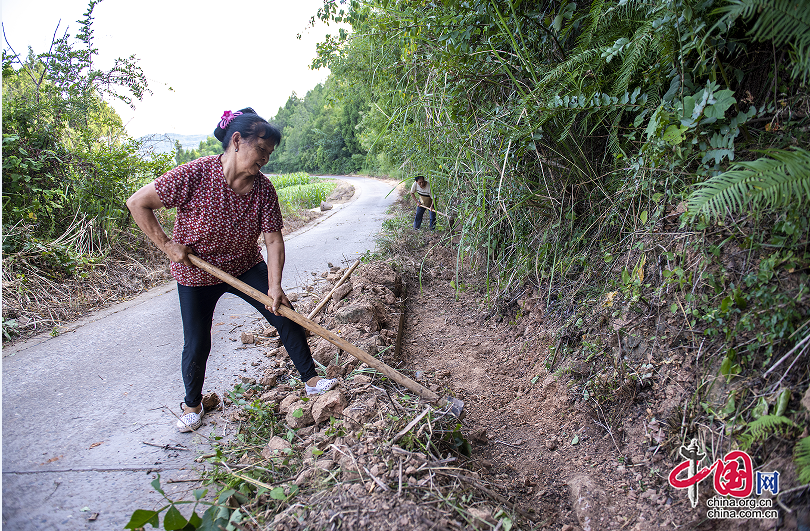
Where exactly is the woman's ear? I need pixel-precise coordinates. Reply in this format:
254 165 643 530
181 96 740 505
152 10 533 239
231 131 242 152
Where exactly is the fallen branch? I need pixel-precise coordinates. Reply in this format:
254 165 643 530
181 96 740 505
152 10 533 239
393 406 432 443
307 260 361 319
142 441 189 451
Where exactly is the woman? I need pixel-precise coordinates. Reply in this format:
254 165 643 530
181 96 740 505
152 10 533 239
410 175 436 230
126 107 337 433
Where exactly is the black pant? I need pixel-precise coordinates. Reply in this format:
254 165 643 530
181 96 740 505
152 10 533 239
177 261 316 407
414 205 436 230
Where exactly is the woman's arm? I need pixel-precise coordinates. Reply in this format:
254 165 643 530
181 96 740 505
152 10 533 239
126 182 193 266
263 231 291 315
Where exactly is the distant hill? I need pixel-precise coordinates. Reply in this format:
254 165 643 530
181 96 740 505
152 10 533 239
137 133 213 155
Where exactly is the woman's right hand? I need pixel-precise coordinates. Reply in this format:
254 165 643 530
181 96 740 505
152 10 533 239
163 240 194 267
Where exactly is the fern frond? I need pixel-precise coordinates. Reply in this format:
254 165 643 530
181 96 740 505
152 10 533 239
688 147 810 219
794 436 810 485
613 23 656 96
716 0 810 80
738 415 796 451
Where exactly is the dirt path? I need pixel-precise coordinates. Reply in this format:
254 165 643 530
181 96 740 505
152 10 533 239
392 232 787 530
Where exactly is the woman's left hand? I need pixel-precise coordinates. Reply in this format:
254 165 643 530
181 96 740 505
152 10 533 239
266 285 291 316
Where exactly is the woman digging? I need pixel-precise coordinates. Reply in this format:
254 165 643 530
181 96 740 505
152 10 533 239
126 107 337 432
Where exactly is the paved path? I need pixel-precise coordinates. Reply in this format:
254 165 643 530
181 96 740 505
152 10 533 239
2 176 398 530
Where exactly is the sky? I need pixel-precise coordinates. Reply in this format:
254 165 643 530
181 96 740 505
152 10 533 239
1 0 344 138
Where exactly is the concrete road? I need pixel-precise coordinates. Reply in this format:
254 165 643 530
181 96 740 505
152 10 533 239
2 176 398 530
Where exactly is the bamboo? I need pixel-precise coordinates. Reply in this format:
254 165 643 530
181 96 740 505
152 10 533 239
187 255 445 406
307 259 361 319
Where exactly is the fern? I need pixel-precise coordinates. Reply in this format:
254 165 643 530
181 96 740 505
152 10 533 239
795 436 810 485
716 0 810 81
738 415 796 451
688 147 810 219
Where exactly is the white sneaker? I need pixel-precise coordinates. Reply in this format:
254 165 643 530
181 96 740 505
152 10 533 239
305 378 339 396
177 402 204 432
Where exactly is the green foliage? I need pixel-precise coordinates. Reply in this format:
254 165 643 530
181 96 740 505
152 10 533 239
715 0 810 82
794 436 810 485
276 180 336 210
125 475 245 530
2 0 169 255
269 172 312 190
265 80 367 174
688 147 810 219
738 415 796 451
175 136 222 166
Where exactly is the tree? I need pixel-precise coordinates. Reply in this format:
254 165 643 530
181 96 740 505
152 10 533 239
2 0 171 252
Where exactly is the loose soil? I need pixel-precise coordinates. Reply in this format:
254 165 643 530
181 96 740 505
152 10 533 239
241 190 807 530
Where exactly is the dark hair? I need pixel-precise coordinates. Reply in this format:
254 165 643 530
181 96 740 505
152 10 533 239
214 107 282 150
415 175 426 181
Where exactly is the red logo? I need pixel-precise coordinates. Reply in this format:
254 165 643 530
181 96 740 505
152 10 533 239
669 450 754 497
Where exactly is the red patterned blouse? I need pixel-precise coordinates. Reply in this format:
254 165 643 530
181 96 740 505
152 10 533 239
154 155 283 286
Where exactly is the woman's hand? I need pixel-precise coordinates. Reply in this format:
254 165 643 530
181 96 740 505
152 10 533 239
163 240 194 267
266 284 291 316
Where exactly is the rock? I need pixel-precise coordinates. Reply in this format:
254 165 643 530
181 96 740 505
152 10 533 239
261 436 292 459
334 302 377 330
240 332 255 344
326 364 344 379
349 374 372 385
314 459 335 471
470 428 488 444
293 468 315 486
561 526 575 531
354 263 402 296
262 327 278 337
287 292 299 302
259 372 277 387
802 386 810 412
545 437 558 451
332 281 353 302
279 395 301 414
201 392 221 411
342 397 378 423
285 400 314 429
311 337 339 366
468 507 497 529
568 474 609 531
320 201 333 211
311 390 348 424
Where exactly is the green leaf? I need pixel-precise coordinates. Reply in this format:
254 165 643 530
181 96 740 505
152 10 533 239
151 475 165 495
164 505 188 531
663 124 687 145
189 511 203 528
125 509 161 529
292 408 304 418
775 388 791 417
720 351 742 382
217 489 236 504
193 488 208 501
751 397 769 419
571 435 580 445
720 395 736 418
270 487 287 500
639 210 648 224
670 303 678 313
704 89 736 120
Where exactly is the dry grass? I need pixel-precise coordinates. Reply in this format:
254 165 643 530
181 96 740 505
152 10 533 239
2 229 172 344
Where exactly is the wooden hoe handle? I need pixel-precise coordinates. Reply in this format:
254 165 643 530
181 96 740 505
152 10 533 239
188 255 448 406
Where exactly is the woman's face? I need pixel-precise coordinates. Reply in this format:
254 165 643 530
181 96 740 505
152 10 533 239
237 136 275 175
416 178 426 187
